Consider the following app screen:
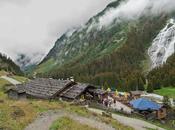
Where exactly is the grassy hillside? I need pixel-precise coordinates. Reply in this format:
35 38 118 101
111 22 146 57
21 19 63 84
35 58 56 74
10 75 29 83
0 78 11 98
154 87 175 98
50 116 99 130
0 99 133 130
0 76 133 130
0 70 8 76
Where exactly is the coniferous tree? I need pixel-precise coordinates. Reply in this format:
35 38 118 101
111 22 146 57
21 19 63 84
147 82 154 93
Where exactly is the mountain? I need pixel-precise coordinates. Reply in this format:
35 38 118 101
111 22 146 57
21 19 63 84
35 0 175 91
0 53 23 75
148 53 175 90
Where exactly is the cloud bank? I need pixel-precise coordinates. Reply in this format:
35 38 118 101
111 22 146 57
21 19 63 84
99 0 175 27
1 0 175 67
0 0 110 67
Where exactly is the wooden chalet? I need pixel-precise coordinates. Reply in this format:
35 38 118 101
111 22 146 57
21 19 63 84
6 78 98 101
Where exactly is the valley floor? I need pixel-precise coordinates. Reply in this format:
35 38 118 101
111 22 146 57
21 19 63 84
0 74 171 130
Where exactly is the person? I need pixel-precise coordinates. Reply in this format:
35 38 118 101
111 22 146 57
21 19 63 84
114 98 116 107
104 98 108 107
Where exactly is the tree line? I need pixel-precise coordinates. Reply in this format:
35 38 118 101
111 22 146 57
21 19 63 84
0 53 23 75
147 54 175 92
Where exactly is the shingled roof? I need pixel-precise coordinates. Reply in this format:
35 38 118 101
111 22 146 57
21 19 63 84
60 83 95 100
6 78 99 101
88 89 107 95
25 78 75 99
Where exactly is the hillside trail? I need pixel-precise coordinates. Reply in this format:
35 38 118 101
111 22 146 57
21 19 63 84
88 108 166 130
0 76 21 85
24 110 115 130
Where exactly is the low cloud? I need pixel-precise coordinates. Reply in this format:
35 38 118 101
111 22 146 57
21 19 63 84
0 0 110 66
98 0 175 27
1 0 175 67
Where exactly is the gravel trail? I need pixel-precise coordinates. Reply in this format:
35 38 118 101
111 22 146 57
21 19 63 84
25 110 115 130
88 108 166 130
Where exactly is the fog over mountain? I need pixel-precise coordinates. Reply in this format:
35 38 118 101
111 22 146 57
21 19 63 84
1 0 175 68
0 0 111 67
93 0 175 28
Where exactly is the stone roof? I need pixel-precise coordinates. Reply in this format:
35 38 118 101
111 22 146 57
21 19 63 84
6 78 98 100
25 78 74 99
60 83 95 100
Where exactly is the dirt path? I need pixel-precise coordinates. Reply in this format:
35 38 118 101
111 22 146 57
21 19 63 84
1 76 21 85
88 108 166 130
25 110 115 130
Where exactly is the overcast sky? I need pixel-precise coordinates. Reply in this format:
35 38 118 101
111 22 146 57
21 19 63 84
0 0 111 65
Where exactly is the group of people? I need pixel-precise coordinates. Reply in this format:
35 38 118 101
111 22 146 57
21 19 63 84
102 96 116 107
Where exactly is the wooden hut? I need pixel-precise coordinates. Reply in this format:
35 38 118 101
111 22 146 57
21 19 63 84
60 84 95 101
25 78 75 99
6 84 26 100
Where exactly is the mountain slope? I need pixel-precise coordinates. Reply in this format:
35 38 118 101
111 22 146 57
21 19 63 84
36 0 175 91
0 53 23 75
37 0 127 73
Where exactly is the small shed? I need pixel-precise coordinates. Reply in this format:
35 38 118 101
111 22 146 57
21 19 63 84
60 83 95 101
6 84 26 100
130 91 146 99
